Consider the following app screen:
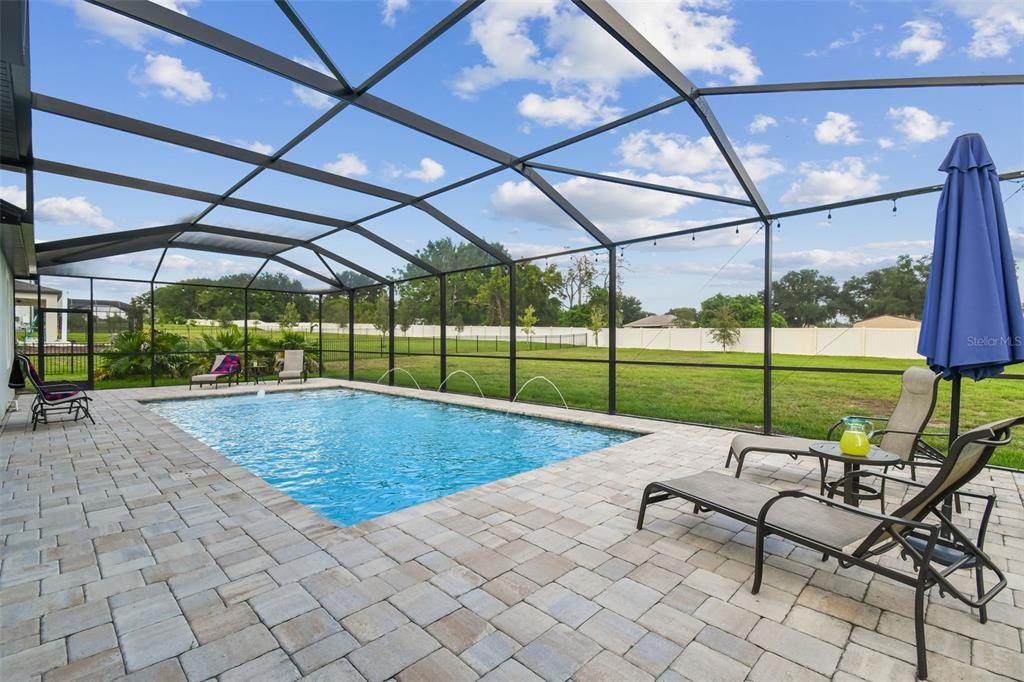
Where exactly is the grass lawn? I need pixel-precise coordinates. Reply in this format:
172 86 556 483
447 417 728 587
31 330 1024 469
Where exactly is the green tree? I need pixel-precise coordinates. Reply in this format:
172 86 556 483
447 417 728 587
279 302 300 329
669 307 698 327
519 304 538 337
619 295 647 325
839 255 930 322
771 269 840 327
587 306 606 344
709 307 741 351
214 306 235 327
698 294 786 328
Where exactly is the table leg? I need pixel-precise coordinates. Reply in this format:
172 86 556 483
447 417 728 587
843 462 860 507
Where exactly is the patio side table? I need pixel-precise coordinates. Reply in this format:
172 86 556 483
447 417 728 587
809 442 901 507
247 365 265 385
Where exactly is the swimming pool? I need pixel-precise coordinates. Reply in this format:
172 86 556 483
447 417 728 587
149 389 636 526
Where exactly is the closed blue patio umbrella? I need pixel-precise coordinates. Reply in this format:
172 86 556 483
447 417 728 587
918 132 1024 444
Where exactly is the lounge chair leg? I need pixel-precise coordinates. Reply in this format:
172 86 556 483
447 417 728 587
976 568 987 624
752 526 765 594
818 457 828 496
914 568 929 679
733 452 745 478
637 484 655 530
725 448 733 469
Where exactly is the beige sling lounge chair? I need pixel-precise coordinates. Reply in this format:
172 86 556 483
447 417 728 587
190 354 241 390
727 367 943 496
637 416 1022 680
277 349 307 383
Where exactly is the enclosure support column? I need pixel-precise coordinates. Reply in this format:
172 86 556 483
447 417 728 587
347 290 354 381
608 247 617 414
149 282 156 388
762 221 773 434
439 274 447 392
509 265 517 402
388 284 395 386
88 279 94 388
318 294 324 378
243 289 249 378
35 279 43 379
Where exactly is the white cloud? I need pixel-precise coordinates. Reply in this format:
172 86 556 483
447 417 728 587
889 19 945 64
291 57 333 110
618 130 783 187
877 137 895 149
323 153 370 177
382 0 409 26
772 249 899 273
814 112 863 145
517 93 622 128
947 0 1024 59
239 140 273 155
781 158 884 205
66 0 196 51
887 106 953 143
748 114 777 134
404 158 446 182
804 29 864 56
135 54 212 104
453 0 759 127
36 196 116 230
0 184 27 209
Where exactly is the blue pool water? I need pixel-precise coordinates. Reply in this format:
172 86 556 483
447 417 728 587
149 389 635 526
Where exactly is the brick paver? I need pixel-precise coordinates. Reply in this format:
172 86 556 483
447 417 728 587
2 378 1022 681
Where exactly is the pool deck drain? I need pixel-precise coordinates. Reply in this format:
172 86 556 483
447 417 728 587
2 379 1022 681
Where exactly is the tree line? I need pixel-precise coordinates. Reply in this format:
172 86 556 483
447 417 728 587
114 240 930 335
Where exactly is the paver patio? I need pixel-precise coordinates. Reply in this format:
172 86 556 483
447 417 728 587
2 379 1022 681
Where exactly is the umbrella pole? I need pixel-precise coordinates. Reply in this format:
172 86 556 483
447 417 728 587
941 374 962 535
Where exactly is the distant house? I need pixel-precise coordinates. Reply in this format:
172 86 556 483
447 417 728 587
853 315 921 329
624 314 678 328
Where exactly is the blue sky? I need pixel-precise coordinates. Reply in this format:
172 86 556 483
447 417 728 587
2 0 1022 313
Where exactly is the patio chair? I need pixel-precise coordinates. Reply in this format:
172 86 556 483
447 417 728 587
276 349 307 384
15 354 94 431
189 353 241 390
637 416 1022 680
726 366 943 494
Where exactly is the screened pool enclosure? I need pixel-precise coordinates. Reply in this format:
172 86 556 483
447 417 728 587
5 0 1023 447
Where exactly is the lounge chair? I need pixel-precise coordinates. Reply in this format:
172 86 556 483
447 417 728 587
726 366 943 494
16 354 94 431
637 416 1022 680
276 349 307 384
190 353 241 390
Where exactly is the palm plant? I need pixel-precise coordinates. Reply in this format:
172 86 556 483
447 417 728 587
98 329 189 378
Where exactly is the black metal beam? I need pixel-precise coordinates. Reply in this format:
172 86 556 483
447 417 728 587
526 161 754 207
274 0 351 90
415 201 510 264
517 165 612 246
0 0 33 169
698 74 1024 96
572 0 770 221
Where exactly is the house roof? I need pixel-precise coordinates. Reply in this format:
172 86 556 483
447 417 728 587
852 315 922 329
624 314 678 328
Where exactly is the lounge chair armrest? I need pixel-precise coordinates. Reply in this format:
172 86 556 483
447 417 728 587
870 428 949 439
833 470 928 489
756 489 937 531
40 381 87 391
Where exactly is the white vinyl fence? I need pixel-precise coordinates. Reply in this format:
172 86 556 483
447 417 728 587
217 320 922 360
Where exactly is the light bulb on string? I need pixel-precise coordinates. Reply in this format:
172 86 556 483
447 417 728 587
892 199 898 215
827 209 832 224
653 239 657 247
776 220 781 231
735 226 739 235
691 233 695 242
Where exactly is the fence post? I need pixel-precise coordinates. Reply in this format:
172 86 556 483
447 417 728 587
439 274 447 391
763 221 773 434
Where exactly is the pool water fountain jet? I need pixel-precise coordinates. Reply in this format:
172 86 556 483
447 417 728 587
437 370 485 398
256 389 266 398
509 376 570 410
376 368 422 390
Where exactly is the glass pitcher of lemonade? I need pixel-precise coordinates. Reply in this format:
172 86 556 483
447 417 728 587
839 418 872 456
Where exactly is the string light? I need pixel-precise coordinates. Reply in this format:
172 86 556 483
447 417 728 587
776 220 781 231
735 226 739 235
691 233 695 241
827 209 832 223
653 240 657 246
892 199 898 215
